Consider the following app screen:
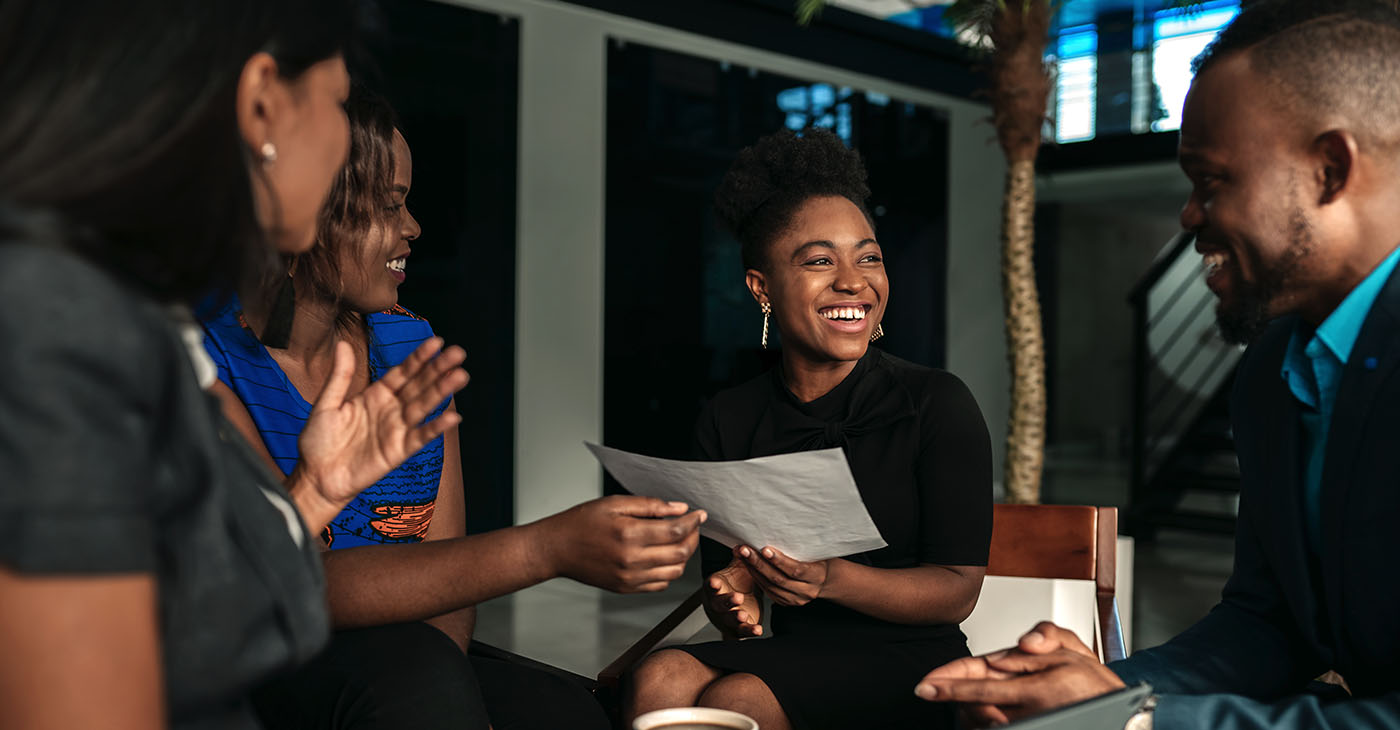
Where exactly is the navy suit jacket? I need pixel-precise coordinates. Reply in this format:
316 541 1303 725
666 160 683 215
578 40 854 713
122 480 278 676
1110 266 1400 728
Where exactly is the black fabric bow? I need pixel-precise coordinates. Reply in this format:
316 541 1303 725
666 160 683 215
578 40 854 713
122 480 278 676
760 354 917 452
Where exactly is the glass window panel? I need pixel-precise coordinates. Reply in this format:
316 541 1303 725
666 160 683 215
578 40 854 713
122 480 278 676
1151 2 1240 132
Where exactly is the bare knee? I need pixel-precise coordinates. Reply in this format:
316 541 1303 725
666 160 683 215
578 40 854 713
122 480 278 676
698 674 790 730
625 649 719 718
631 649 713 694
696 672 775 709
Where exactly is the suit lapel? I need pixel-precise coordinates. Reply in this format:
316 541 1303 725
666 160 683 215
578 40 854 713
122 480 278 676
1318 265 1400 638
1252 324 1316 636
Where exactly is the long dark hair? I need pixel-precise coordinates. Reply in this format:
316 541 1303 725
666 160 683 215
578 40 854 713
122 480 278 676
0 0 357 304
298 84 400 306
256 84 398 347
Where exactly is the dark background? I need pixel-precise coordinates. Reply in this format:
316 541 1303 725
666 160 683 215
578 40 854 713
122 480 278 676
363 0 519 534
602 41 951 489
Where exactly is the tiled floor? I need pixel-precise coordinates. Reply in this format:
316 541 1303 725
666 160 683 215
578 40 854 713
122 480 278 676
472 527 1235 678
473 558 716 678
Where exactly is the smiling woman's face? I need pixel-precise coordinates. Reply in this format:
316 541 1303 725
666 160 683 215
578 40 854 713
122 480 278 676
747 194 887 365
336 129 420 314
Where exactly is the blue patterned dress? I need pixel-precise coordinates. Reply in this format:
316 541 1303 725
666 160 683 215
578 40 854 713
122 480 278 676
201 297 449 549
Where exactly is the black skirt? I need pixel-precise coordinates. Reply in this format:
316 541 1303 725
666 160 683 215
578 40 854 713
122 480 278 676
677 627 968 730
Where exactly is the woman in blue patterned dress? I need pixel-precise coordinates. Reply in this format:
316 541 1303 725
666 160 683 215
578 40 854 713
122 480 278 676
204 87 704 730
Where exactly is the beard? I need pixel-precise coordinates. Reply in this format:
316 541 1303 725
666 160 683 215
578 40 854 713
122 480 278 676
1214 206 1313 345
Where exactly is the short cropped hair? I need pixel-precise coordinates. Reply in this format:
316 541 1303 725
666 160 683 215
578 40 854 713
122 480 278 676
714 127 872 272
1194 0 1400 153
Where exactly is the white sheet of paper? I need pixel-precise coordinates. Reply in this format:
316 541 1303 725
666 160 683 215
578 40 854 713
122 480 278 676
585 442 886 563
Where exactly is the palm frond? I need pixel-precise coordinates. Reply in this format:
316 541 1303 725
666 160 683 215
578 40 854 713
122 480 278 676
1164 0 1214 13
795 0 826 25
943 0 1003 41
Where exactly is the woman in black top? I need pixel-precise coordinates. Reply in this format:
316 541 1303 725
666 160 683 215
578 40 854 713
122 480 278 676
625 128 993 730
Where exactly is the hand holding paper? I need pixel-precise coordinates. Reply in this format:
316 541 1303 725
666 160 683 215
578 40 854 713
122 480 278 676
738 544 827 607
585 442 886 563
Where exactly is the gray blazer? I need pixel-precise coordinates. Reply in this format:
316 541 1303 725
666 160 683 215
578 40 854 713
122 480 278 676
0 227 329 729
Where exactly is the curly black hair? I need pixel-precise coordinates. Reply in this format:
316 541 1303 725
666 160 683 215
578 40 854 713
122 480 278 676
714 127 872 271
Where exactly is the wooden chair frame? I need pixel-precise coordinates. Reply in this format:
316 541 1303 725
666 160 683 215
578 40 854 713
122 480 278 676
981 504 1126 663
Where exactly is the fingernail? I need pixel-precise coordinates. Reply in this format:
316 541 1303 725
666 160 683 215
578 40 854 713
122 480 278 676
762 548 774 558
987 650 1008 662
698 510 708 523
1024 631 1044 645
667 501 687 509
914 684 937 700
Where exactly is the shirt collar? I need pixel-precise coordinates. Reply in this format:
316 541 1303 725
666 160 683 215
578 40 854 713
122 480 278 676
1281 244 1400 402
1316 244 1400 364
1284 244 1400 370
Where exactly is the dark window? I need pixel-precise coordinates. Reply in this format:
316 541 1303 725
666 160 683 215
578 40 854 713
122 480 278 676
370 1 520 534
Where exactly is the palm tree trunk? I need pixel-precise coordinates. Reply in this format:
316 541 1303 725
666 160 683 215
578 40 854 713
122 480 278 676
985 0 1052 505
1001 159 1046 504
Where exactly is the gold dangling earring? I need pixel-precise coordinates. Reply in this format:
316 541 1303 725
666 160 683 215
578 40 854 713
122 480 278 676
760 302 772 350
870 323 884 342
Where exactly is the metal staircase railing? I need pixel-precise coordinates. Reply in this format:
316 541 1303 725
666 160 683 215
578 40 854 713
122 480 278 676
1128 231 1244 536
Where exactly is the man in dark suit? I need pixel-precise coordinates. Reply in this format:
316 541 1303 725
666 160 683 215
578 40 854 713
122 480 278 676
912 1 1400 727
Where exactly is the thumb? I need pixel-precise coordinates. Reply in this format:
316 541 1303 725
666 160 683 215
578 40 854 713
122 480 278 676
312 340 356 412
611 496 690 518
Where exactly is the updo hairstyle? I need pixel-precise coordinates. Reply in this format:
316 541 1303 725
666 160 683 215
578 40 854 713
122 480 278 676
712 127 873 272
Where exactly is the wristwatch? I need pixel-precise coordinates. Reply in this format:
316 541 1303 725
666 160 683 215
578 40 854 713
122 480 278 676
1123 694 1158 730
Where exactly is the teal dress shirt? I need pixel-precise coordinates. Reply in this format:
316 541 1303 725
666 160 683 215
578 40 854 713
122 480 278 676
1280 244 1400 550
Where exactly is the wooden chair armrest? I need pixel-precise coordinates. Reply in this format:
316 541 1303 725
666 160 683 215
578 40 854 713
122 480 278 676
597 587 705 687
1098 594 1128 664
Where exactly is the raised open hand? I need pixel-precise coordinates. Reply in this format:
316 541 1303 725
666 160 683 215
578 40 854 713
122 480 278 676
703 556 764 638
292 337 468 522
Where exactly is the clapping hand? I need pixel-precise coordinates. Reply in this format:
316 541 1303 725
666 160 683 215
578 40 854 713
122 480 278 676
913 621 1125 727
703 556 764 638
293 337 469 521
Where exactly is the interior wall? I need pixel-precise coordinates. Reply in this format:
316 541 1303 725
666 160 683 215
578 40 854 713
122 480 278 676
1040 162 1191 461
1054 201 1183 451
946 112 1009 495
436 0 1007 519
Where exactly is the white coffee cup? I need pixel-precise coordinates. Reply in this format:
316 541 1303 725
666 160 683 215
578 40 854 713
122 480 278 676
632 707 760 730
